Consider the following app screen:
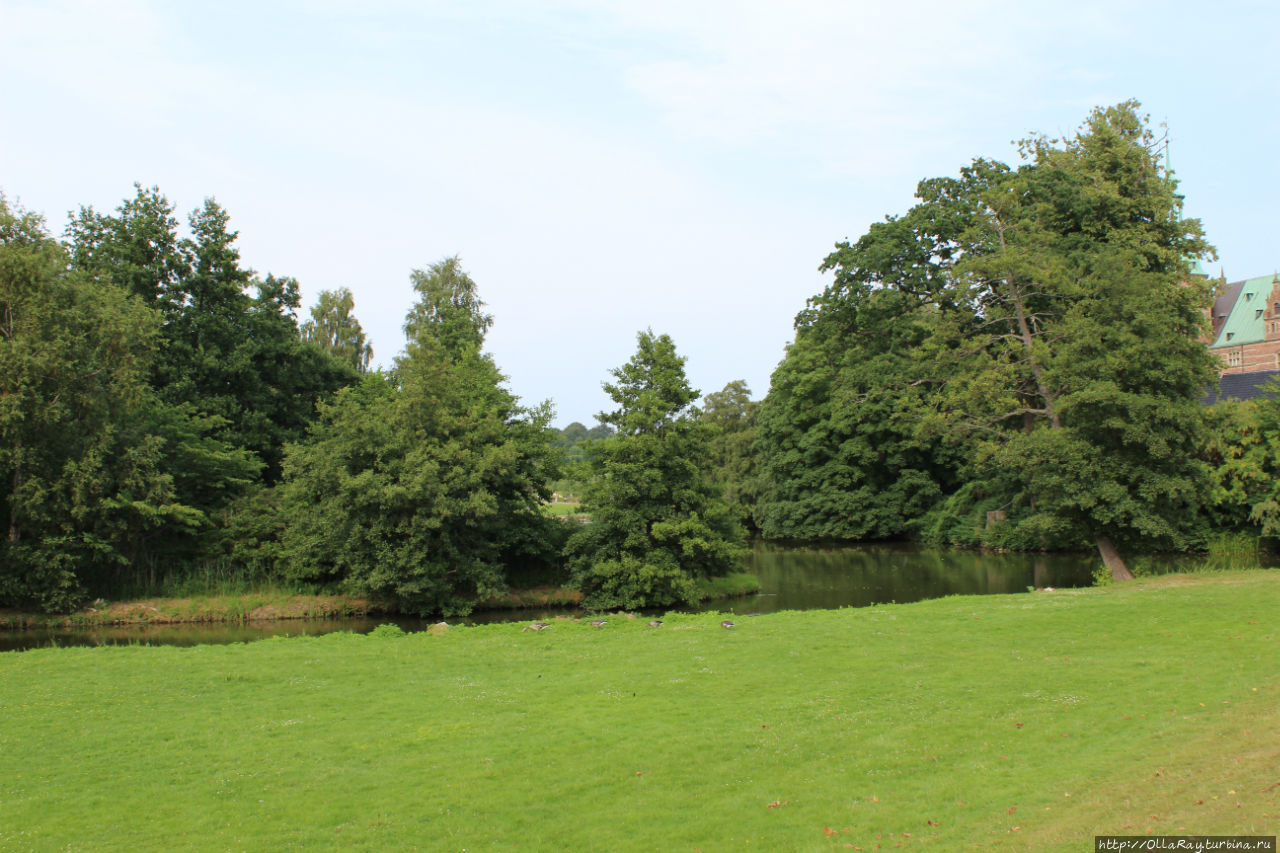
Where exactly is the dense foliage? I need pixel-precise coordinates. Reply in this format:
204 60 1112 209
0 197 259 609
301 287 374 374
4 101 1271 611
755 102 1220 576
278 260 563 615
564 331 746 607
701 380 762 530
67 188 359 483
1201 394 1280 538
2 188 355 608
551 421 614 465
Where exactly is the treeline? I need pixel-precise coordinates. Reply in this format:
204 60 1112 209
1 190 742 613
5 101 1271 614
1 187 366 611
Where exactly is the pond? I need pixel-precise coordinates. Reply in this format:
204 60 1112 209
2 542 1270 652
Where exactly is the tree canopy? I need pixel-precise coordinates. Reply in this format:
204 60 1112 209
0 196 257 609
755 102 1217 577
279 259 561 615
565 331 745 608
301 287 374 374
67 186 360 484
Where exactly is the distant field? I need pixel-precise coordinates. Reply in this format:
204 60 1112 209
543 501 584 517
1 571 1276 851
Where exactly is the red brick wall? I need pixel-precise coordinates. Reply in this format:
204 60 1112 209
1215 339 1280 374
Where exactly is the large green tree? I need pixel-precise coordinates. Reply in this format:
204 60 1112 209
930 103 1215 577
564 331 745 608
755 283 960 541
754 184 974 542
68 187 358 483
757 102 1215 578
0 197 256 609
279 259 561 615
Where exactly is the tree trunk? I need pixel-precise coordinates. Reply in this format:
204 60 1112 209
1094 533 1133 581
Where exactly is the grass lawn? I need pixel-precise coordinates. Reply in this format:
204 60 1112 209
1 571 1277 851
543 501 584 517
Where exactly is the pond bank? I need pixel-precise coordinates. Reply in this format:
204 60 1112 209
0 573 760 630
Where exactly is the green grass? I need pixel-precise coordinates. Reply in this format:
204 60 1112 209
542 501 583 517
694 571 763 600
0 591 376 630
1 572 1277 851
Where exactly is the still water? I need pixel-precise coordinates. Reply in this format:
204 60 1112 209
2 542 1267 652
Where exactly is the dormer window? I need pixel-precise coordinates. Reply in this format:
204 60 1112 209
1246 292 1254 302
1256 310 1263 320
1227 332 1235 341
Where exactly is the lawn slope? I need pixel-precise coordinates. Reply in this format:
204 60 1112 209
1 572 1276 851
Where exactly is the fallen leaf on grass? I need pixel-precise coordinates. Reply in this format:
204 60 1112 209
926 820 939 827
767 800 790 808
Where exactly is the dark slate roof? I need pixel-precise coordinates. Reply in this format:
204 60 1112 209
1202 370 1280 405
1210 278 1245 341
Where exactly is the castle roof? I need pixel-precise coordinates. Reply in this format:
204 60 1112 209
1202 369 1280 404
1210 278 1245 341
1208 274 1280 349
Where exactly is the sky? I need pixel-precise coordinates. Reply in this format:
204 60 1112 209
2 0 1277 427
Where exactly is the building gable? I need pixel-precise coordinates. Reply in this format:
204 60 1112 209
1209 274 1280 349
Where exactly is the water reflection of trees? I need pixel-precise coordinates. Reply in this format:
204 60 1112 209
746 542 1098 611
747 542 1276 614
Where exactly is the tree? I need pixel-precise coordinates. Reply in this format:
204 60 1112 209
403 257 491 361
755 215 967 541
765 102 1215 579
564 331 745 608
68 189 358 484
1201 394 1280 538
0 196 257 609
931 103 1215 578
551 421 614 466
279 259 560 615
301 287 373 373
701 380 762 529
65 183 187 315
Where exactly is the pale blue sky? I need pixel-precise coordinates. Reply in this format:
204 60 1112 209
2 0 1276 426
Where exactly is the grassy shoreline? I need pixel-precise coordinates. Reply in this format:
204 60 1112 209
0 573 761 630
1 570 1275 850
